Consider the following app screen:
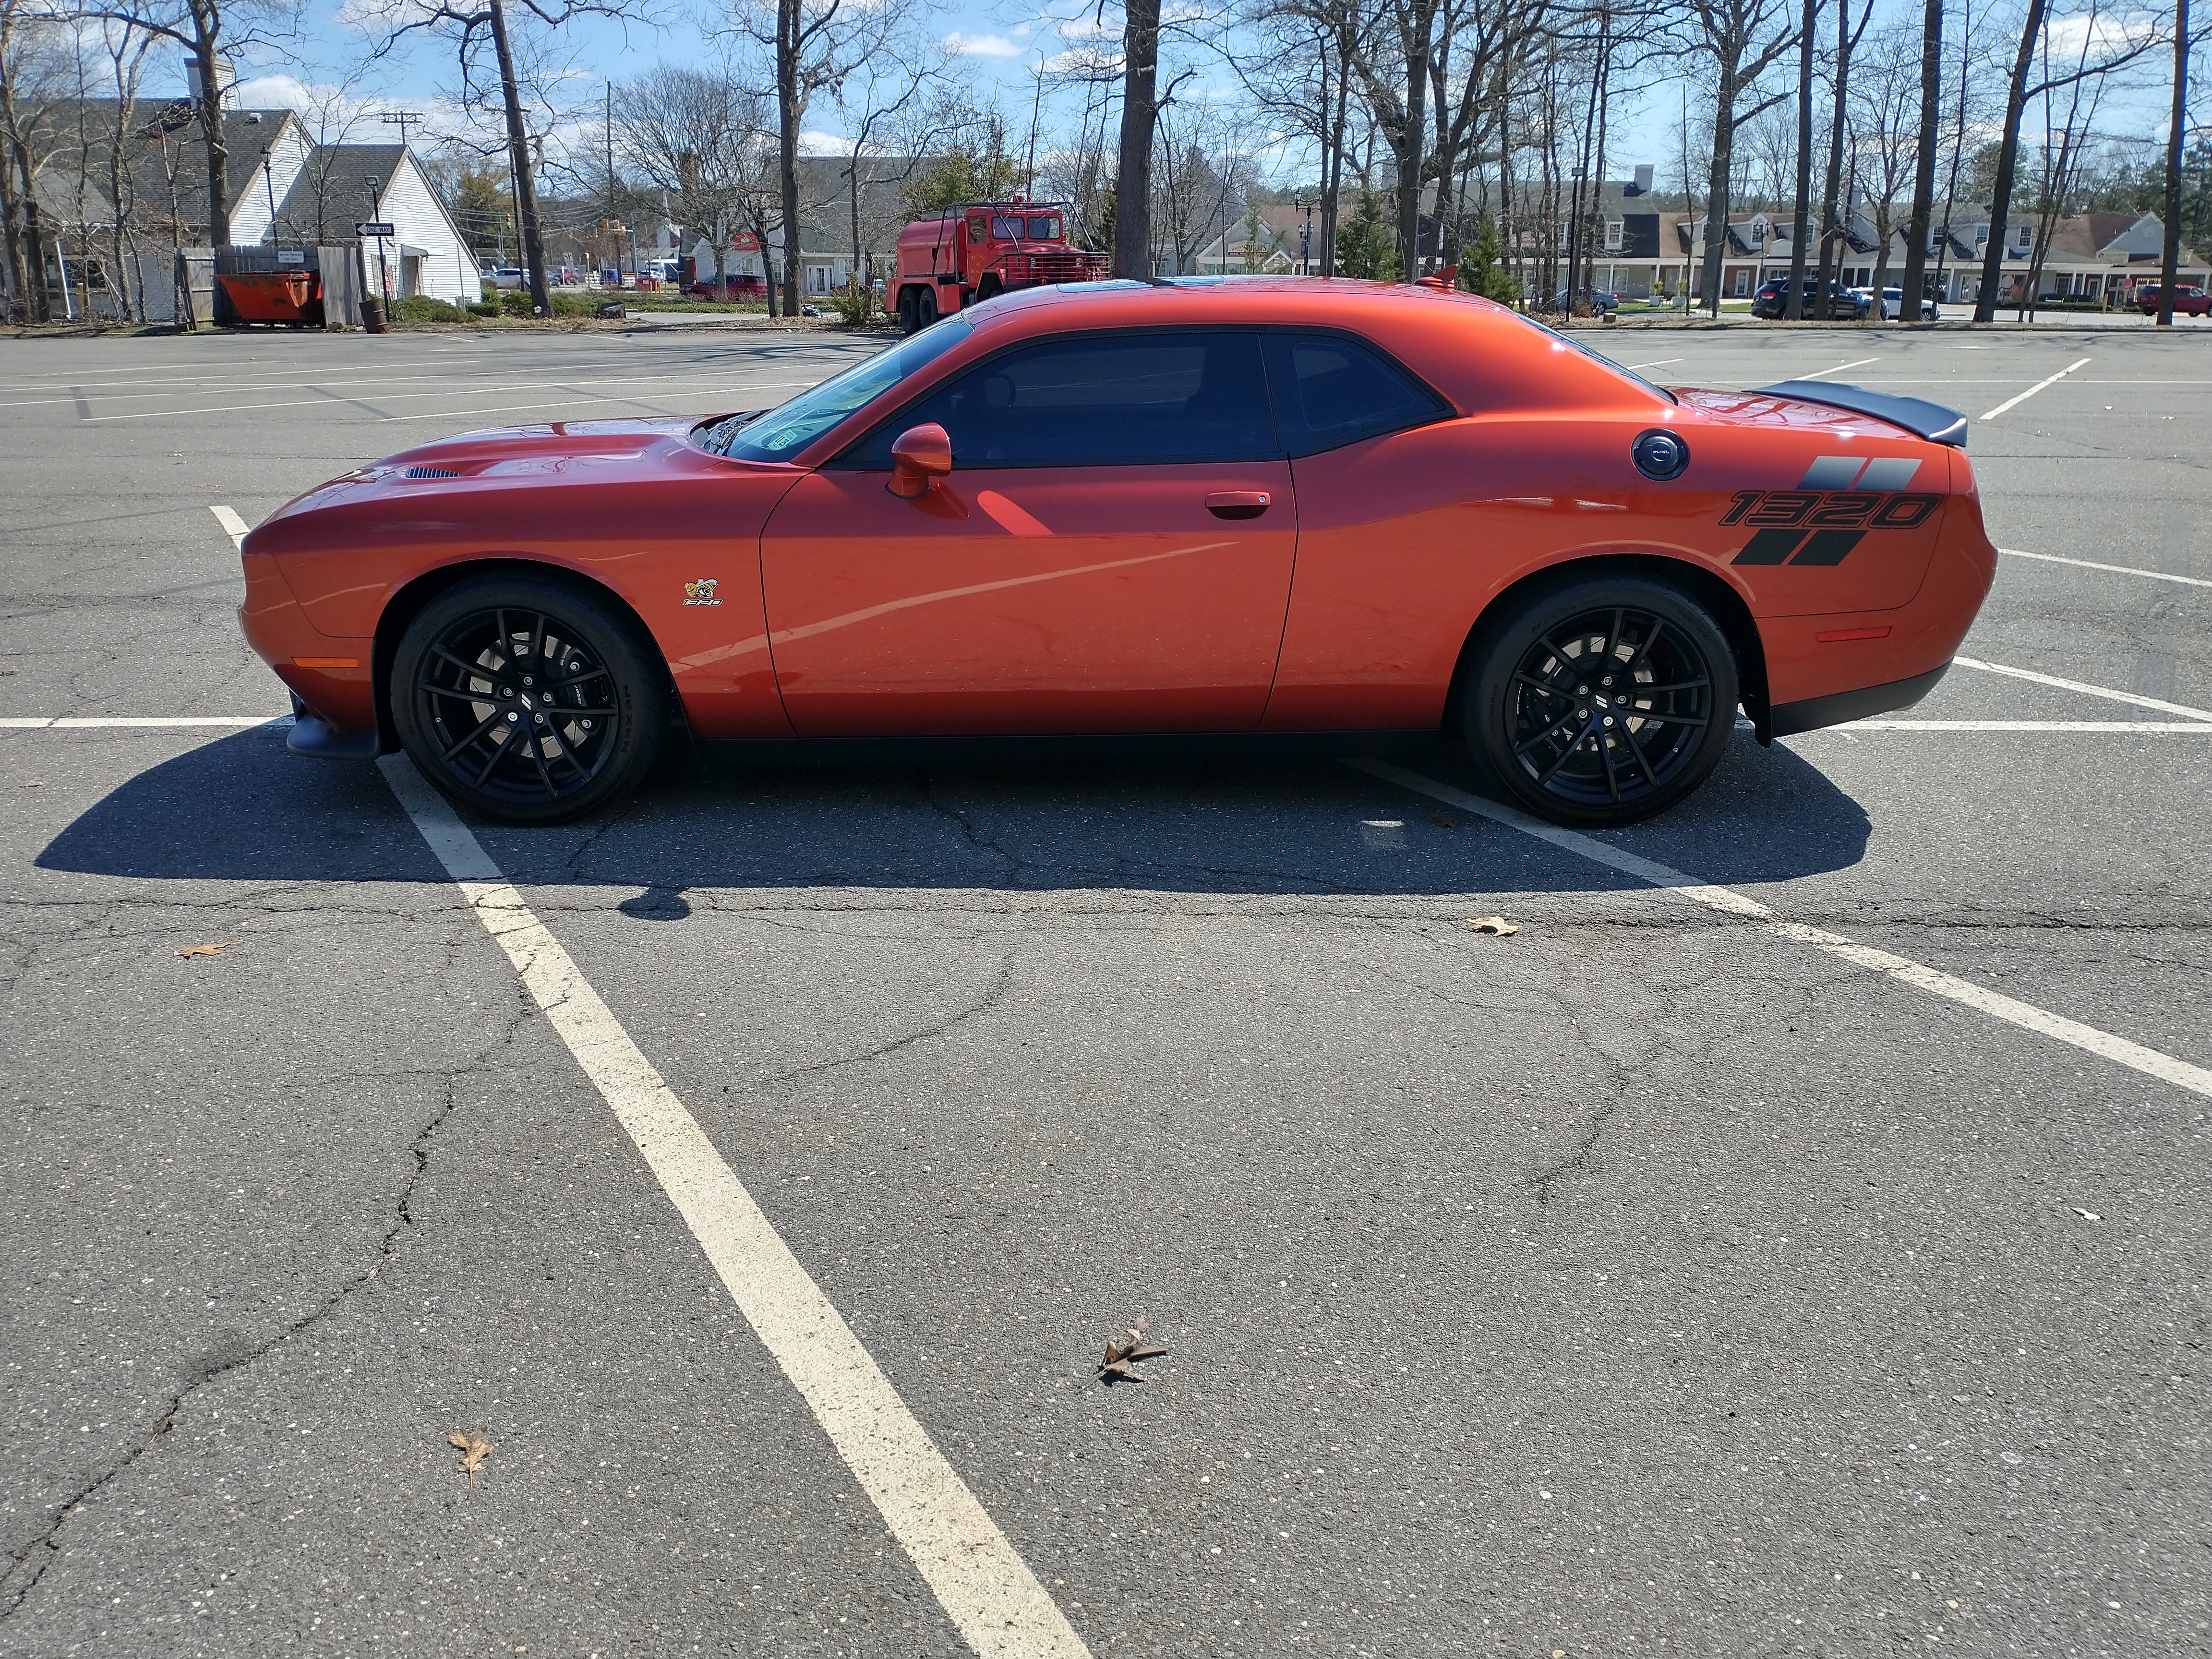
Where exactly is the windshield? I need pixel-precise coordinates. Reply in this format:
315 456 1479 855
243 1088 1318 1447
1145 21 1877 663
702 320 974 460
1517 314 1678 405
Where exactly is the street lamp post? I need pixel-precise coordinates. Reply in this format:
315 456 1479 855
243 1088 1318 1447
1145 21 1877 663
260 145 278 241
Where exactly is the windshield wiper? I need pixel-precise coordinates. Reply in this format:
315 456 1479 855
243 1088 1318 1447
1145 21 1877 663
699 410 768 455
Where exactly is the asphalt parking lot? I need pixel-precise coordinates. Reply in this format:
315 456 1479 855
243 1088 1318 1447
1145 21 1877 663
2 318 2207 1658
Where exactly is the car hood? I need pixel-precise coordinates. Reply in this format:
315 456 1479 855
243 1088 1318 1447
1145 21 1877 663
254 416 747 533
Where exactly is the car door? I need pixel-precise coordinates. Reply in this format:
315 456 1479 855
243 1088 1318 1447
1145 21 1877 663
758 328 1296 736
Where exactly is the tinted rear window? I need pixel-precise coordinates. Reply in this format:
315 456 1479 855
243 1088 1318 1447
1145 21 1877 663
1262 332 1448 457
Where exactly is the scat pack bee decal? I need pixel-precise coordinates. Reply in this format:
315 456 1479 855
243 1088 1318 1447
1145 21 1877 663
1726 456 1941 568
682 577 721 606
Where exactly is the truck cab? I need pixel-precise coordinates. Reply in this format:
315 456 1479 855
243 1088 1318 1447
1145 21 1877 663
893 201 1110 333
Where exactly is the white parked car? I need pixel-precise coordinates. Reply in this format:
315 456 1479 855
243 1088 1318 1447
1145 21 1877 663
482 266 526 290
1878 286 1939 321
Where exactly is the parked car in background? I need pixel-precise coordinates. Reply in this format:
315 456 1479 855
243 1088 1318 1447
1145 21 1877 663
2135 284 2211 316
483 266 526 291
1878 287 1939 321
1549 287 1619 316
687 275 769 299
1752 277 1870 319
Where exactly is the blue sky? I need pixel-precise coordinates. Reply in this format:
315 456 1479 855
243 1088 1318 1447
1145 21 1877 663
188 0 2189 197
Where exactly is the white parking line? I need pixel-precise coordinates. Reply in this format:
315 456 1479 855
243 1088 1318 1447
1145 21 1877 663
1838 720 2212 732
0 715 287 728
1980 357 2092 419
1623 357 1682 371
1951 655 2212 722
1808 356 1880 378
1999 547 2212 589
1354 760 2212 1102
211 505 251 550
376 755 1089 1659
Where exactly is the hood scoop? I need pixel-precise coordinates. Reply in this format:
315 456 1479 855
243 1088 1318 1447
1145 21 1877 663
403 465 465 479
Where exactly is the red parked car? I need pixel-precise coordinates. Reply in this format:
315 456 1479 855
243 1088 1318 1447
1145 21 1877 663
2136 284 2210 316
238 277 1997 828
686 274 767 300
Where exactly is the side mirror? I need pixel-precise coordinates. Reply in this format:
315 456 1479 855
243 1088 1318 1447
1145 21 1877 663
888 423 952 498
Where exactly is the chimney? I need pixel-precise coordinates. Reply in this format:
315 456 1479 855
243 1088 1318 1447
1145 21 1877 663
184 54 235 106
1632 164 1654 196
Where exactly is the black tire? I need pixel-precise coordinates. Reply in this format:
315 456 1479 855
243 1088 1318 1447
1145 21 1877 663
391 572 666 825
897 286 918 334
915 286 939 329
1461 574 1738 828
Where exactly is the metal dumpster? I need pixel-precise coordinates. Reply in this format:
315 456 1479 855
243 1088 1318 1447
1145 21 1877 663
216 270 319 325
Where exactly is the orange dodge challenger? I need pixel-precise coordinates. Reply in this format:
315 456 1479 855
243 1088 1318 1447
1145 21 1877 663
239 277 1996 829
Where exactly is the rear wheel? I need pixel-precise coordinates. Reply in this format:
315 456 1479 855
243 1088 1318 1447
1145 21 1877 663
391 573 665 825
915 286 939 329
1461 575 1738 828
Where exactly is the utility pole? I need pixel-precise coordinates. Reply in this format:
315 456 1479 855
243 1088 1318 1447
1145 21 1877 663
379 111 425 147
2156 0 2189 325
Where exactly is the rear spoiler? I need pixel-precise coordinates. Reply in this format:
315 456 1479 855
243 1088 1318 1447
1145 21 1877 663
1751 380 1969 448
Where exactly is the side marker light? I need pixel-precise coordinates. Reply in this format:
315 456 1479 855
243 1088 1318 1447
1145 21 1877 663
1813 627 1891 643
294 656 360 668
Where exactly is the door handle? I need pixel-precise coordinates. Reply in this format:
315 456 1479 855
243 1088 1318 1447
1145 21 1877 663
1206 491 1271 520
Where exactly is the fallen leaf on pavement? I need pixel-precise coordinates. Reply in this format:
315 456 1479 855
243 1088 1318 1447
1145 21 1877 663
2071 1207 2101 1222
1466 916 1520 936
21 779 42 788
449 1429 494 1488
175 941 233 958
1098 1318 1170 1384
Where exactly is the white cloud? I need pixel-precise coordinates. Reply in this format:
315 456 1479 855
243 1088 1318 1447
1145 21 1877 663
800 128 855 155
944 31 1023 58
232 73 318 114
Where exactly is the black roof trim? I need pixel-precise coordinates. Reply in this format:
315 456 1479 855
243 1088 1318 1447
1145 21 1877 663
1752 379 1969 448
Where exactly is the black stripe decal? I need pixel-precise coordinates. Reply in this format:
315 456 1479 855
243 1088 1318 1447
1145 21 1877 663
1789 529 1866 566
1732 528 1809 565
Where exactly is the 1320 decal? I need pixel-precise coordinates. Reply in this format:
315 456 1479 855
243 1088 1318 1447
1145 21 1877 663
1723 490 1942 567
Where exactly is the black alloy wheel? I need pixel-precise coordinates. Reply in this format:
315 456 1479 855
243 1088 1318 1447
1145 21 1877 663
1463 575 1739 828
391 574 665 825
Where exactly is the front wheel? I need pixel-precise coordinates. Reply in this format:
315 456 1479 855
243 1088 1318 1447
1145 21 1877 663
391 573 666 825
1461 575 1739 828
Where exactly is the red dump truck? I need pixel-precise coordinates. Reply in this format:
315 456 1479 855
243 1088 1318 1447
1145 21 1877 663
893 200 1110 333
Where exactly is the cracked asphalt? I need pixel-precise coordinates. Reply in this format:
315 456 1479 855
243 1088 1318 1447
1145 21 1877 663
2 323 2207 1657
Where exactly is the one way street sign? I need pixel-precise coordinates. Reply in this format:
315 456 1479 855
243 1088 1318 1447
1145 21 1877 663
356 221 396 238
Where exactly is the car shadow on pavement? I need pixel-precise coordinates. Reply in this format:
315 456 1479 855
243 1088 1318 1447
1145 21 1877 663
37 724 1871 897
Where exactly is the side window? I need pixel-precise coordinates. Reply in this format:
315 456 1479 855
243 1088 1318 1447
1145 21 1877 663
850 331 1277 468
1262 332 1447 457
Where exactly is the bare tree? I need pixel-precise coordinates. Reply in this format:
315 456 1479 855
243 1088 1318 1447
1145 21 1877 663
616 60 768 292
276 68 378 244
0 0 67 319
733 0 892 313
1113 0 1162 276
1810 0 1873 315
1895 0 1940 322
378 0 654 318
1682 0 1800 314
2154 0 2188 323
831 23 935 304
1972 0 2159 320
1853 20 1923 300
